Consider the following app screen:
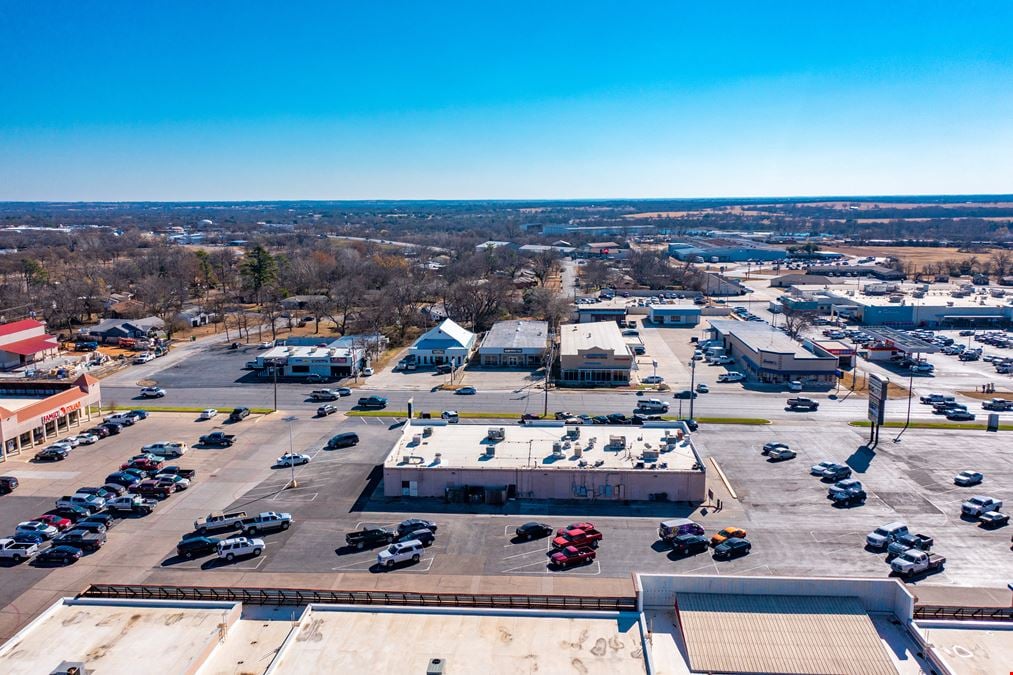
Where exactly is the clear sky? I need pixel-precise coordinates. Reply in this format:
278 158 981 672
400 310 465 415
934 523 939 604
1 2 1012 201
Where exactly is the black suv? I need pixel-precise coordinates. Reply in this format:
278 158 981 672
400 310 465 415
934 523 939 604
176 536 221 559
397 519 437 536
0 476 18 493
35 447 69 461
326 433 359 449
397 528 435 547
229 407 251 422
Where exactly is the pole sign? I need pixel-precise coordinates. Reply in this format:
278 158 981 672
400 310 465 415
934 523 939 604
868 373 888 425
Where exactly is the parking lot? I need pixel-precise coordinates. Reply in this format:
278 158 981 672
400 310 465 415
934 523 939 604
107 417 1010 588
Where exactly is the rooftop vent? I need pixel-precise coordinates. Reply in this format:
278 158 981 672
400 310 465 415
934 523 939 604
487 427 505 441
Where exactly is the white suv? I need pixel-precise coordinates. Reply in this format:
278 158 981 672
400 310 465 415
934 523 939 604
140 387 166 398
216 537 265 561
376 540 424 568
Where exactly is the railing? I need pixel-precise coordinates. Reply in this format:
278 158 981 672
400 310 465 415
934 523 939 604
913 605 1012 622
80 584 636 612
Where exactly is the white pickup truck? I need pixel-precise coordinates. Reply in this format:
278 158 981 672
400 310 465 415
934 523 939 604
194 511 248 534
237 512 292 535
56 493 105 513
890 549 946 578
961 496 1003 518
141 441 187 458
0 538 39 563
107 495 157 515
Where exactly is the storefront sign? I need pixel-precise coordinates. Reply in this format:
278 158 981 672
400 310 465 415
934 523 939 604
41 400 81 425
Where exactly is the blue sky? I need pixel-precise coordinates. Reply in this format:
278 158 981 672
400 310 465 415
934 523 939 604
1 2 1012 200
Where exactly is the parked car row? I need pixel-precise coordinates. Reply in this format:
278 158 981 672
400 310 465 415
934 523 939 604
178 510 294 561
32 410 150 463
5 440 195 566
657 518 752 559
341 518 439 569
865 521 946 579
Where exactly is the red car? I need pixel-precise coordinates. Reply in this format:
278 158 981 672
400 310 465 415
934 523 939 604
36 514 73 531
550 545 597 568
555 521 595 537
552 527 603 550
120 458 163 472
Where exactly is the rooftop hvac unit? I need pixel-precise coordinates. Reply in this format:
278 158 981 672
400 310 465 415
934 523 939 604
567 426 581 439
423 426 434 437
485 446 495 457
609 435 626 449
432 453 442 466
412 434 423 446
427 658 446 675
574 445 583 458
487 427 505 441
642 448 659 462
552 441 564 457
50 663 88 675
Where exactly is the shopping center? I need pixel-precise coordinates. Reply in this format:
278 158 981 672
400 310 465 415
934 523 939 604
0 374 103 461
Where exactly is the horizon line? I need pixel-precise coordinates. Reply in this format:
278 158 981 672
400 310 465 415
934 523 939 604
2 192 1013 206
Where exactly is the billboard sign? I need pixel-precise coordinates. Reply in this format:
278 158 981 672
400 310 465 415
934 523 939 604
868 373 888 425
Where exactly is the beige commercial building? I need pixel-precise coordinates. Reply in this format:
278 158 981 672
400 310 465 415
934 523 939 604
0 374 103 461
558 321 633 386
383 419 706 503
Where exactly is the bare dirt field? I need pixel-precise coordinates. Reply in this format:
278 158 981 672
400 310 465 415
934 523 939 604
831 246 1003 268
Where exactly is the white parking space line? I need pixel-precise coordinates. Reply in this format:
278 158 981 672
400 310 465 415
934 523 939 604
270 491 318 502
500 558 550 573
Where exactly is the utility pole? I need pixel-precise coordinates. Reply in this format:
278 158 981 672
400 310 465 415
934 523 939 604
543 331 555 418
272 363 278 412
688 357 697 420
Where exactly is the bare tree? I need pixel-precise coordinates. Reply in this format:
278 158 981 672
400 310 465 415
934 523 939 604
781 307 818 341
991 250 1011 278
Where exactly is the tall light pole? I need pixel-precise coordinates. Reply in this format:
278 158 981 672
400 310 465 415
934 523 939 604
272 363 279 412
283 415 298 488
688 357 697 420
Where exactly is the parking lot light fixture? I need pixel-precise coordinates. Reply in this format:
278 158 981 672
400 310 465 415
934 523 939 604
283 415 298 489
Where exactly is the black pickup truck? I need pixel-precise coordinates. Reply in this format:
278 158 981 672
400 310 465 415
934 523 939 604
345 526 395 550
54 529 106 552
199 432 236 447
357 396 387 409
159 466 197 480
786 397 820 411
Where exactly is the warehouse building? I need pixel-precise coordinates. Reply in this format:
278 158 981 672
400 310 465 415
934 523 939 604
0 374 103 461
408 318 477 367
383 419 705 503
668 238 787 262
708 320 838 385
0 319 59 370
558 321 633 386
781 281 1013 328
477 320 549 367
647 302 701 326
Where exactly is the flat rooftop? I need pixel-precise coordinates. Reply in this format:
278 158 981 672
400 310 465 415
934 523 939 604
577 298 631 311
271 606 646 675
479 319 549 351
709 320 835 360
917 623 1013 675
386 423 699 472
0 395 46 413
560 321 631 357
0 599 238 675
